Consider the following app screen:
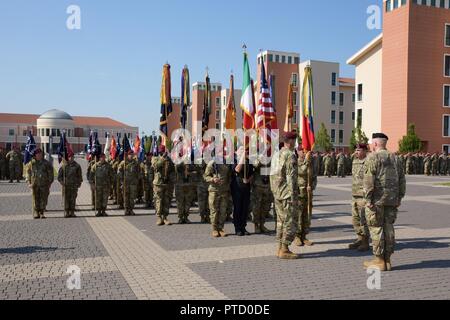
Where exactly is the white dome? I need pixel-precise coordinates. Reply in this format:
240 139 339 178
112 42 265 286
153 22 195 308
39 109 73 121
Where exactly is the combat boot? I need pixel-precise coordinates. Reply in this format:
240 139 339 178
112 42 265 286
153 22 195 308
278 244 299 260
156 217 164 226
164 218 172 226
254 223 261 234
39 212 46 219
363 255 386 271
178 218 185 224
260 224 271 234
64 211 70 218
200 216 206 223
276 243 282 257
218 230 228 238
185 218 191 224
301 234 314 246
294 237 303 247
357 236 370 252
348 235 363 250
211 230 220 238
385 253 392 272
9 179 13 183
95 211 102 217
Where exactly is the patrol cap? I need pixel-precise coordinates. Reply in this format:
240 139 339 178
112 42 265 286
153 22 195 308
372 133 389 140
34 148 43 155
355 143 368 150
127 149 134 154
282 131 297 142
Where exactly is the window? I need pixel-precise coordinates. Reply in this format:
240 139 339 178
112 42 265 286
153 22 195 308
8 129 14 136
444 85 450 107
288 56 292 64
216 97 220 107
293 110 297 123
357 109 363 127
431 0 436 6
223 97 227 106
275 55 280 63
446 24 450 47
444 115 450 137
293 91 298 106
294 57 300 64
215 123 220 130
357 84 363 101
444 145 450 153
393 0 399 9
339 130 344 144
331 73 337 86
216 110 220 120
386 0 392 12
331 91 336 105
445 55 450 77
352 94 356 103
282 56 286 63
291 73 298 87
339 93 344 106
268 54 273 62
46 129 50 137
352 112 355 121
331 111 336 124
331 129 336 143
441 0 446 8
339 111 344 125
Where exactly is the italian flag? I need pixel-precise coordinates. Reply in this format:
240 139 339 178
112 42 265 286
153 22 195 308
240 52 255 130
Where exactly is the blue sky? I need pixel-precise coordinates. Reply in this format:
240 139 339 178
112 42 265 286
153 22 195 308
0 0 382 134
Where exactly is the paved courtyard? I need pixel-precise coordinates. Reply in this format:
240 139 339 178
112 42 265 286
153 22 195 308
1 158 450 300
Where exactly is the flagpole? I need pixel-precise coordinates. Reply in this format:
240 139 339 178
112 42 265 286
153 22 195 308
243 44 247 180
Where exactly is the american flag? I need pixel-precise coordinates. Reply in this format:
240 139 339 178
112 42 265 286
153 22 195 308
256 62 277 155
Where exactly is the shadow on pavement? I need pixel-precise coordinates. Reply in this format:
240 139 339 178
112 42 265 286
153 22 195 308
0 246 73 254
394 260 450 270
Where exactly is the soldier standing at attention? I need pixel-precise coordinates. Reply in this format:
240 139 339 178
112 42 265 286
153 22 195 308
0 147 6 180
152 146 175 226
431 152 439 176
143 152 154 209
294 149 314 247
323 152 333 178
26 149 54 219
204 149 232 238
174 155 194 224
192 157 210 224
363 133 406 272
439 152 448 176
87 157 97 210
57 151 82 218
6 146 22 183
252 156 272 234
424 153 432 176
348 144 370 252
270 132 299 260
118 150 141 216
91 153 113 217
337 152 346 178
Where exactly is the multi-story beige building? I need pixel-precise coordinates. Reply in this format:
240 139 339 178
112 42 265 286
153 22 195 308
347 34 383 139
299 60 355 152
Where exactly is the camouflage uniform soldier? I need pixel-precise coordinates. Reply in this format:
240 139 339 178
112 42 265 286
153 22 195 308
87 159 97 210
191 160 210 223
26 149 54 219
57 151 82 218
0 147 6 180
439 153 448 175
323 153 333 178
118 150 142 216
406 153 415 175
270 132 300 260
136 158 145 205
252 158 272 234
152 146 175 225
294 150 314 247
175 158 194 224
337 153 346 178
112 158 123 209
431 153 439 176
447 154 450 176
204 152 232 238
363 133 406 272
143 153 154 208
91 153 114 217
424 153 432 176
6 147 22 183
348 144 370 251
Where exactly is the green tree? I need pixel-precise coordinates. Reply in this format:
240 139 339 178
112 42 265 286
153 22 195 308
314 123 333 152
349 126 369 153
399 123 422 153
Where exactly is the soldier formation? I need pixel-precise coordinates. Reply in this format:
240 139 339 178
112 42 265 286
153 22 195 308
4 128 445 272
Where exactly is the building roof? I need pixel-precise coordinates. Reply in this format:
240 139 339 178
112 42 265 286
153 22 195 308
0 112 135 128
39 109 73 120
339 77 356 87
347 33 383 65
